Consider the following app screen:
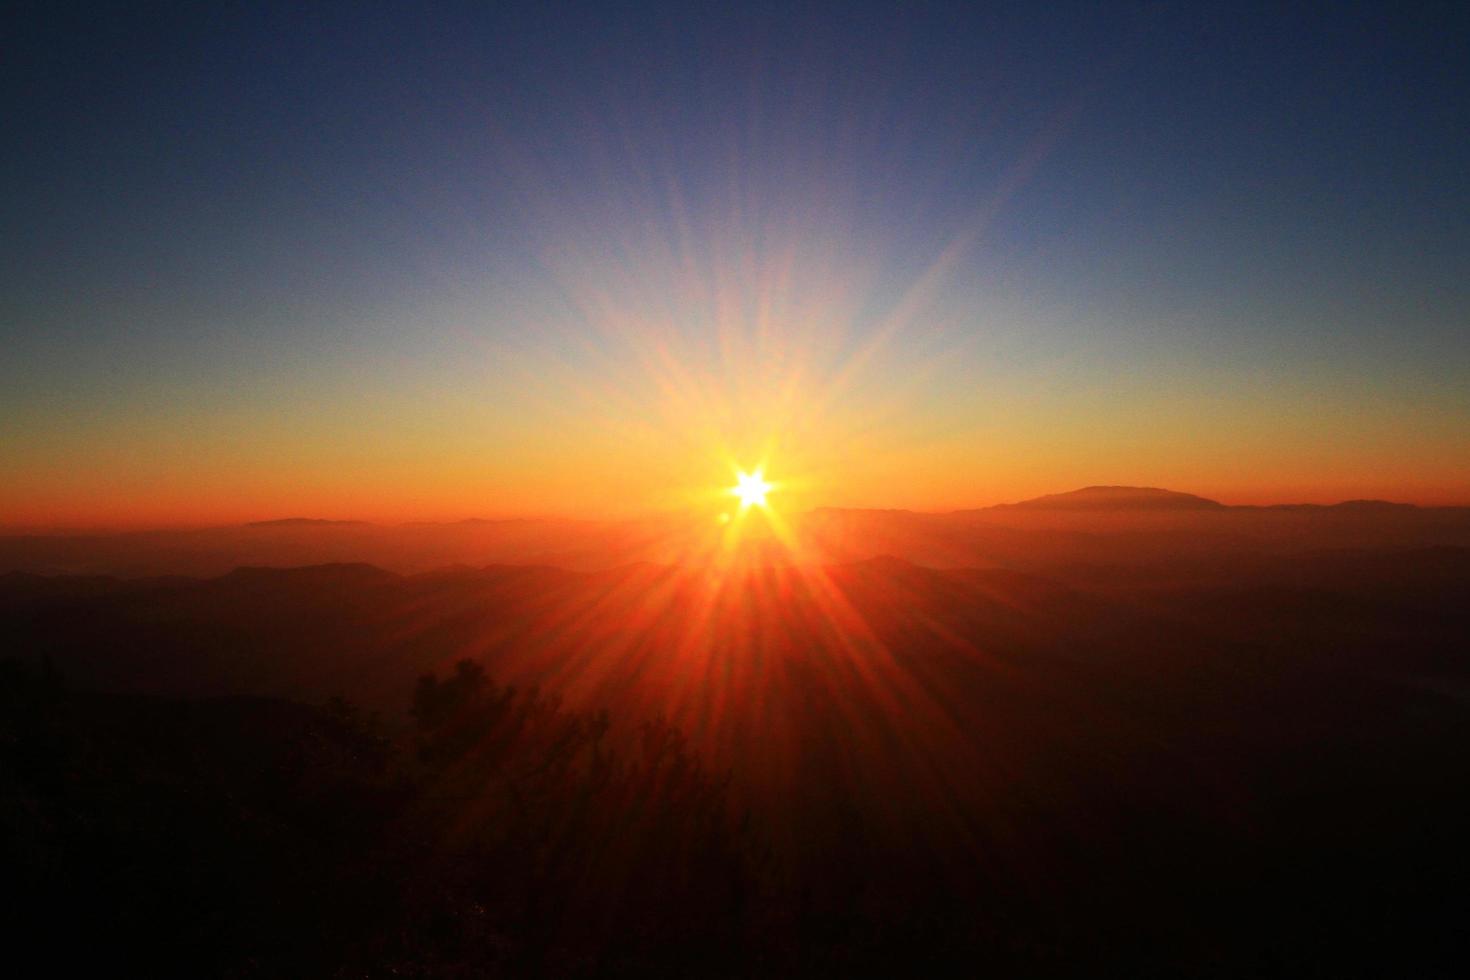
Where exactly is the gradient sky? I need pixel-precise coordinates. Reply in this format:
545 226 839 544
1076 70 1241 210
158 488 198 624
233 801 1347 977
4 2 1469 526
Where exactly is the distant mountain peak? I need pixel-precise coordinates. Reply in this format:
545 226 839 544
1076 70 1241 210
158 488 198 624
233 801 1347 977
1330 499 1418 511
217 563 397 585
1002 486 1225 511
244 518 370 528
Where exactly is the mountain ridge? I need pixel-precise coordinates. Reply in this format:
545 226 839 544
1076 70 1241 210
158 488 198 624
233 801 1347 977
997 486 1226 511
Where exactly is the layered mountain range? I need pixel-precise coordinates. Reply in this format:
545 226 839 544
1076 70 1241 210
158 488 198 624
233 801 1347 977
5 486 1468 578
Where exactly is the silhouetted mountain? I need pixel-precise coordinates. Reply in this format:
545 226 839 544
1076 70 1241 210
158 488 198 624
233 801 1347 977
5 544 1468 975
6 489 1469 577
999 485 1226 510
1328 498 1421 511
245 517 373 526
218 561 397 588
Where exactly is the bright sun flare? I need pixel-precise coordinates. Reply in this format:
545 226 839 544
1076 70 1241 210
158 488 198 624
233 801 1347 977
732 469 773 509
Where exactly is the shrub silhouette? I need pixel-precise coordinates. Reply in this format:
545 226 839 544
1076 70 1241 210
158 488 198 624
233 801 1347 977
3 656 765 975
392 660 760 975
6 647 1468 977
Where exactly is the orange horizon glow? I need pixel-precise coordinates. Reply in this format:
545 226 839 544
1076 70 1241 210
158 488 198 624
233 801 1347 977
6 474 1470 533
6 249 1470 533
5 6 1470 537
7 170 1470 529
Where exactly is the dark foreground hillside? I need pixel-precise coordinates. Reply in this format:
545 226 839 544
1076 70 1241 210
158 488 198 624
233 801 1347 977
4 552 1470 976
3 659 758 976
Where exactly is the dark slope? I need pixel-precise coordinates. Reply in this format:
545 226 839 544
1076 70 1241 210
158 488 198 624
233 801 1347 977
5 551 1470 974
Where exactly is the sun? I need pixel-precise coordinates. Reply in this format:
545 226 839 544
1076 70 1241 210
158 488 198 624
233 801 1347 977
731 469 773 509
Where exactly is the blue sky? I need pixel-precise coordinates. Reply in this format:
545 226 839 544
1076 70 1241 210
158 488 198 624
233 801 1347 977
4 2 1469 523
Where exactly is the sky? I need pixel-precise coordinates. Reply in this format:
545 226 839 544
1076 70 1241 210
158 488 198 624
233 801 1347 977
3 1 1468 527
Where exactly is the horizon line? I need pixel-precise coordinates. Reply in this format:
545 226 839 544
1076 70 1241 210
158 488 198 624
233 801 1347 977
6 485 1470 535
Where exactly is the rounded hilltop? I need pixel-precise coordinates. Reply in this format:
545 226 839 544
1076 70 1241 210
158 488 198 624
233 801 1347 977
1001 486 1226 511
